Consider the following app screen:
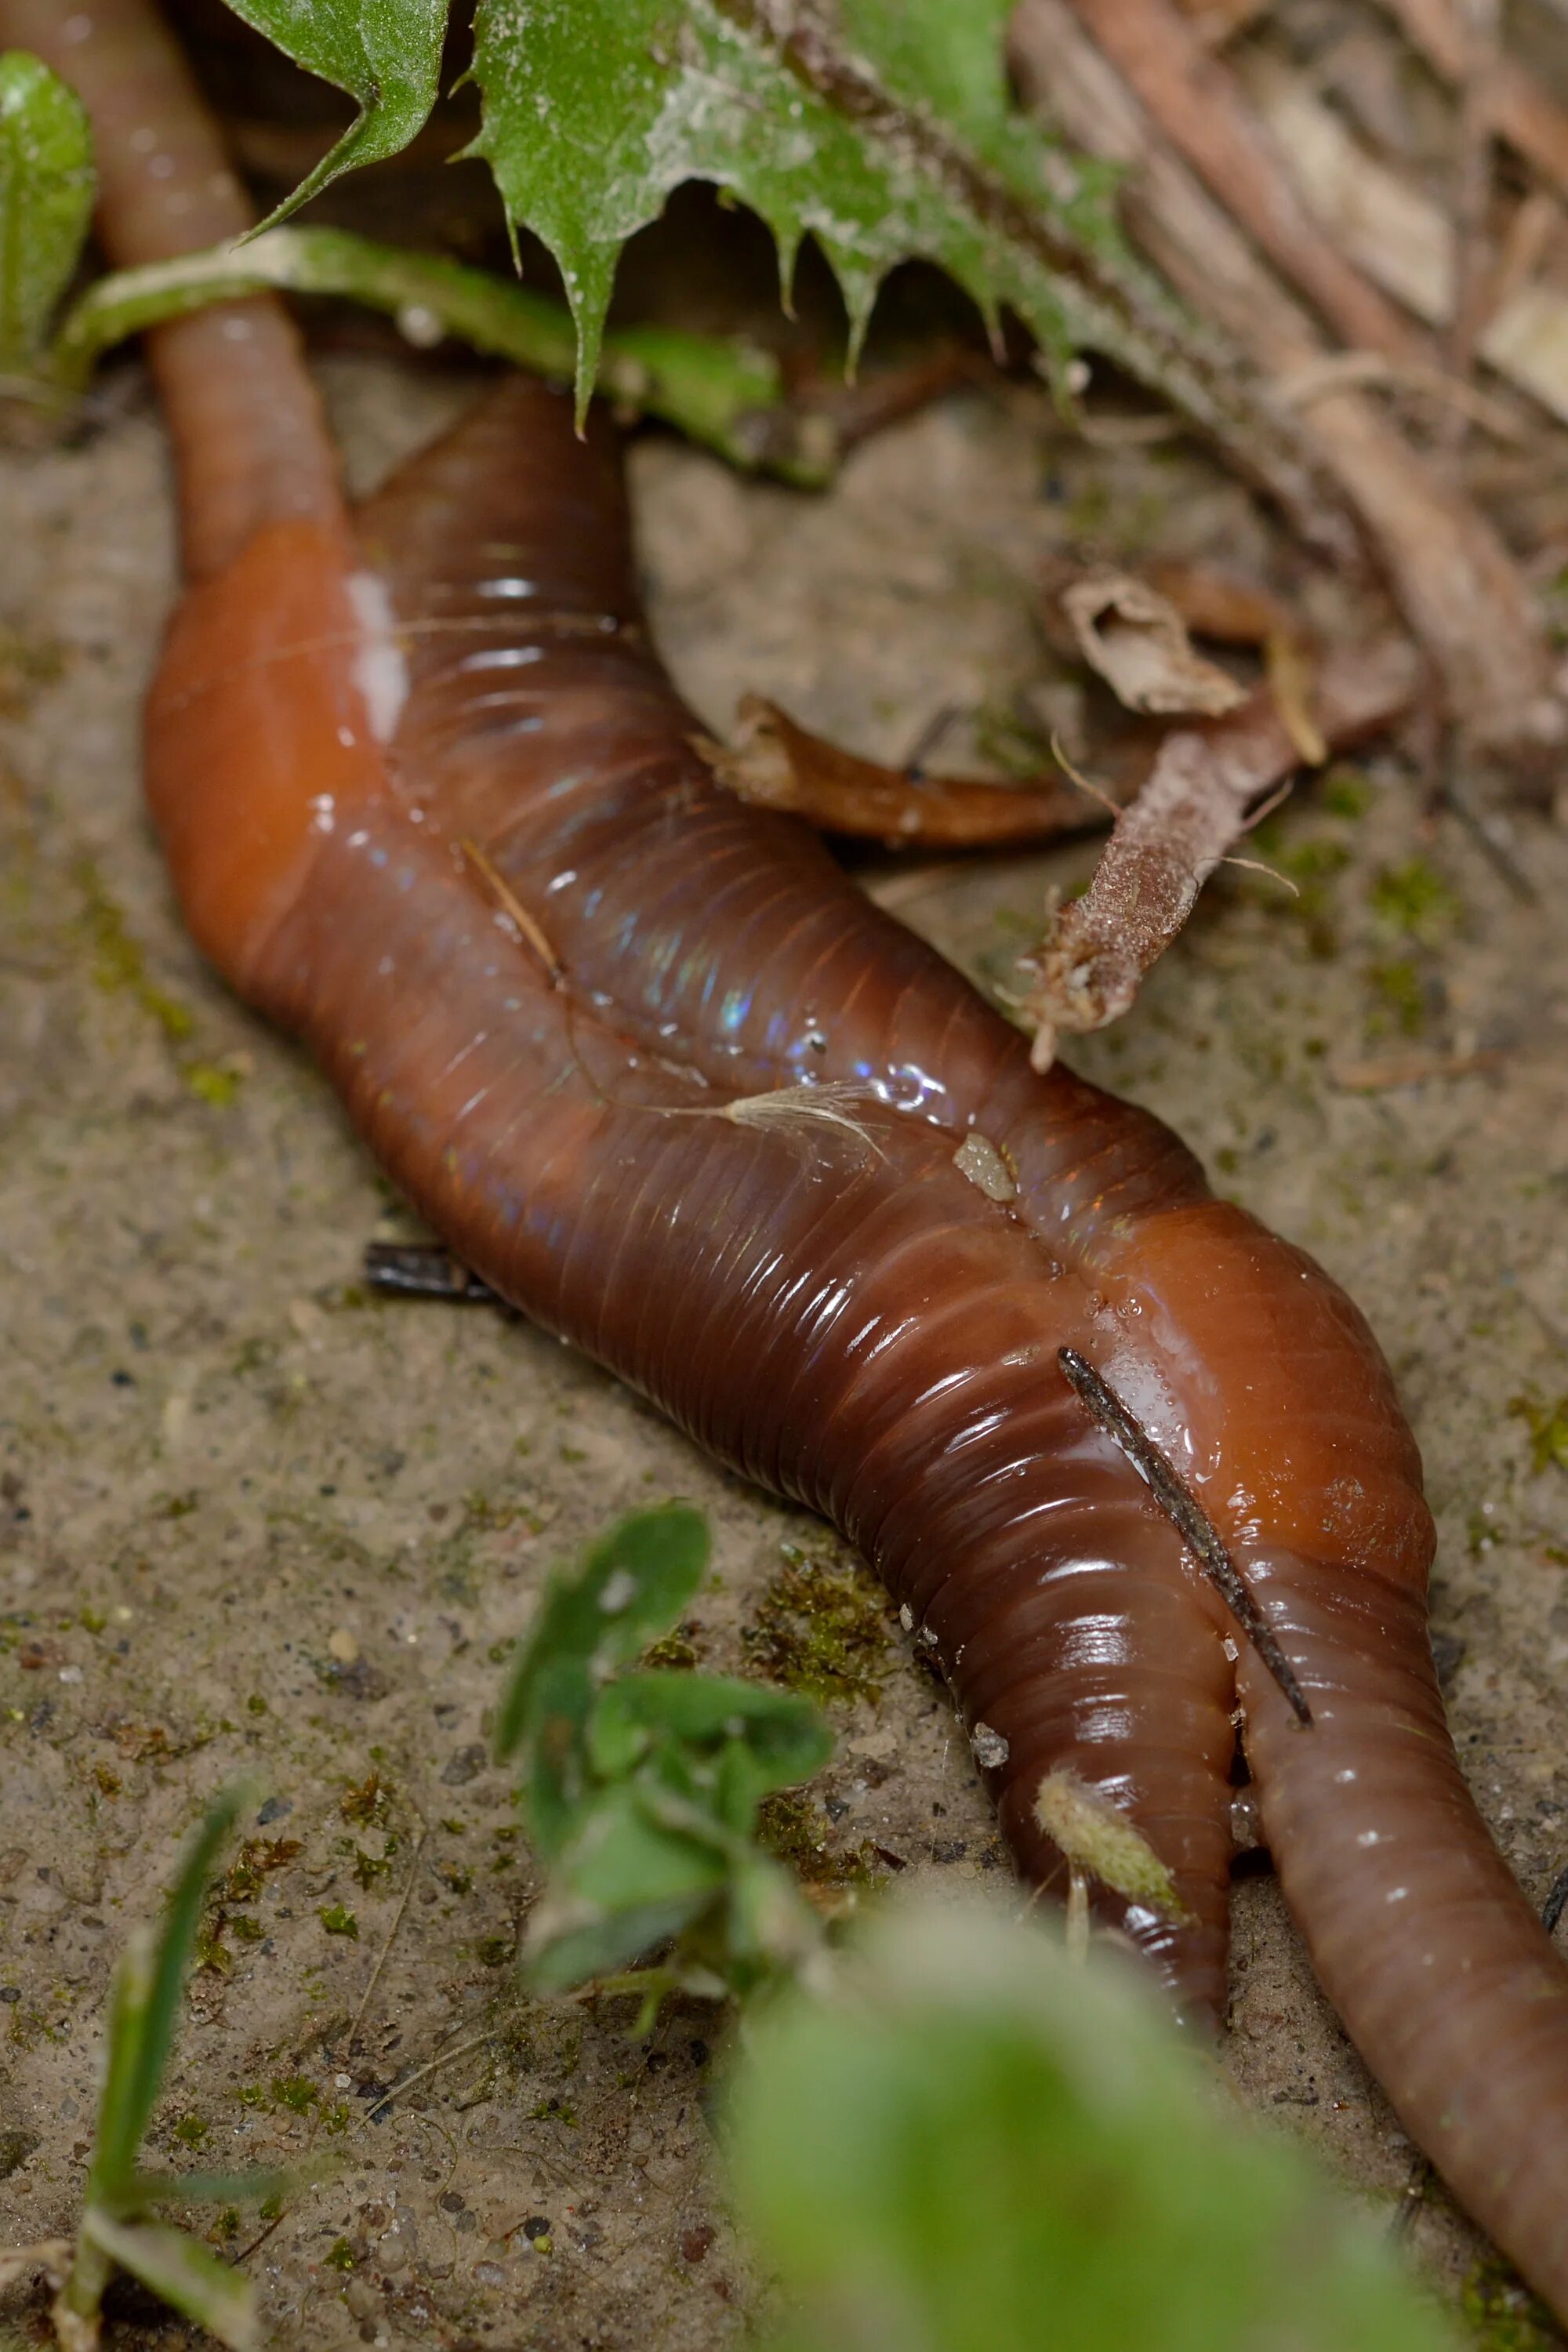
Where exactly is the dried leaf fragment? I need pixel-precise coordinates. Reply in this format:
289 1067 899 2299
1059 571 1249 717
705 697 1109 848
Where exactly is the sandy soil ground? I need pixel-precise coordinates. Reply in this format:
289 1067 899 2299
2 353 1566 2349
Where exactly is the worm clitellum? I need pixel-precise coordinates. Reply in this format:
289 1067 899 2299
13 0 1568 2318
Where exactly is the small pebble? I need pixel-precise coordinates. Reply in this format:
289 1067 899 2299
328 1627 360 1665
971 1722 1010 1771
953 1131 1017 1203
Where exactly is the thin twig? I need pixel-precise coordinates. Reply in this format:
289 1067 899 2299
458 839 565 985
1443 0 1502 423
1377 0 1568 210
1437 746 1538 904
1276 350 1530 445
343 1828 429 2061
1022 637 1418 1062
366 2027 503 2122
1541 1861 1568 1937
1057 1346 1313 1725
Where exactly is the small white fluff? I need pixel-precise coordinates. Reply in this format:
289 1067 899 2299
724 1082 884 1158
346 571 409 744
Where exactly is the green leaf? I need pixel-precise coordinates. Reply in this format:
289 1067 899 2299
523 1784 728 1991
514 1650 597 1860
0 49 94 371
590 1671 832 1828
728 1895 1454 2352
216 0 446 226
124 2165 300 2210
80 2212 256 2350
88 1790 246 2204
465 0 1290 494
495 1505 709 1765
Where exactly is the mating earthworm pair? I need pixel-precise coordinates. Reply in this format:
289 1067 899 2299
9 0 1568 2319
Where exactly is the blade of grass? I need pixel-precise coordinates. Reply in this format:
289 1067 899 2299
77 2214 255 2351
85 1789 245 2204
122 2165 300 2210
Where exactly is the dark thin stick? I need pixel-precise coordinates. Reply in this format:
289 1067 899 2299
902 702 959 783
1439 746 1538 906
1541 1860 1568 1938
1388 2148 1432 2241
1058 1345 1312 1726
363 1241 497 1304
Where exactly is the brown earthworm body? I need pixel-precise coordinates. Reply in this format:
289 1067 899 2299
15 0 1568 2315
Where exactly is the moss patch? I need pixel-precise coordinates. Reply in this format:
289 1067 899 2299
1461 2257 1559 2350
1369 855 1463 942
74 852 194 1042
743 1551 894 1708
1511 1394 1568 1479
758 1790 885 1896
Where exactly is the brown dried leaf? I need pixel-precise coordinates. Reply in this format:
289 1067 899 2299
704 697 1112 848
1059 571 1249 717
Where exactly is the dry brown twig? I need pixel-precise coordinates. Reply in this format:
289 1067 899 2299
1376 0 1568 209
1063 0 1433 365
1006 0 1562 760
1021 636 1421 1068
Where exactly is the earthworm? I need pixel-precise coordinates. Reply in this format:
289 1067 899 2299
18 0 1568 2315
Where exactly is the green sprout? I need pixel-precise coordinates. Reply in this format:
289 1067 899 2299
495 1506 833 2024
0 1790 297 2350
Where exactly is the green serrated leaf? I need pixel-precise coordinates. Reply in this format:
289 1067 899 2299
80 2212 256 2350
88 1790 245 2205
464 0 1301 510
216 0 446 226
0 49 94 372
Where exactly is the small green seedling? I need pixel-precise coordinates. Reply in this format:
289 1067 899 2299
495 1506 833 2021
0 1790 296 2351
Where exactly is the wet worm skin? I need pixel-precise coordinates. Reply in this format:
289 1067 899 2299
18 0 1568 2314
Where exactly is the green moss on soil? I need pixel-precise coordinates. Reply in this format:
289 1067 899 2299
1512 1395 1568 1479
757 1790 885 1893
1461 2256 1560 2350
742 1551 894 1707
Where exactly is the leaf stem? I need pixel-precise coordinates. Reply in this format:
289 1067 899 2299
45 225 835 484
56 2220 114 2336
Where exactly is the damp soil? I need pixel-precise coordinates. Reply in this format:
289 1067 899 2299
2 354 1567 2350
